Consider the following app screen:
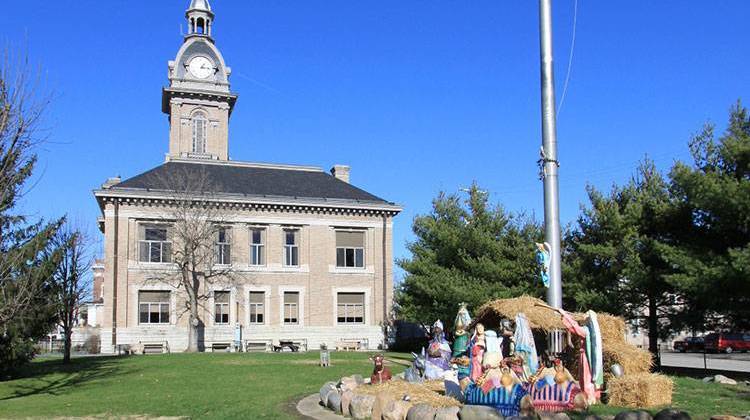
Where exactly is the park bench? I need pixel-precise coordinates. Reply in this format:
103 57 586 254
210 342 232 352
244 339 272 352
141 341 169 354
336 338 369 351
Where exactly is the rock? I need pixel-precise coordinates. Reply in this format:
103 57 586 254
383 400 411 420
353 374 365 384
614 411 653 420
458 404 504 419
340 376 359 392
714 375 738 385
341 390 354 416
319 382 337 405
407 403 438 420
372 392 395 420
703 376 714 383
709 416 744 420
538 413 572 420
505 417 535 420
583 416 604 420
327 389 343 414
350 394 376 419
654 409 691 420
435 406 460 420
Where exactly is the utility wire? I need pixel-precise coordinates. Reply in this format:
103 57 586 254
557 0 578 116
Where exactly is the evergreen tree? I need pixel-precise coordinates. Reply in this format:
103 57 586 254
565 160 680 355
396 184 544 331
666 101 750 330
0 51 64 376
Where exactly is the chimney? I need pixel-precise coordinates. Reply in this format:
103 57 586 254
330 164 350 183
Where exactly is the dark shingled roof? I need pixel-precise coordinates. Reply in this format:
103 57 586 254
113 161 392 205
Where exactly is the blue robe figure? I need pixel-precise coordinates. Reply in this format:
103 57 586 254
535 242 551 288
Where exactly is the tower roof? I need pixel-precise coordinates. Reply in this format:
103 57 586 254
187 0 212 12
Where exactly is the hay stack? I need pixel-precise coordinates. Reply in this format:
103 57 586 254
607 373 673 408
471 295 653 375
353 380 461 408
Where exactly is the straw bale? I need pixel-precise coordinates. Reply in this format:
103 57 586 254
604 341 653 375
352 380 461 408
471 295 566 332
607 373 672 408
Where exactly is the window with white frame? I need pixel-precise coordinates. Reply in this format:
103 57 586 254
138 291 170 324
337 292 365 324
214 291 230 324
250 228 265 266
215 227 231 265
283 291 299 325
138 224 172 263
192 111 207 153
249 291 265 324
283 229 299 267
336 230 365 268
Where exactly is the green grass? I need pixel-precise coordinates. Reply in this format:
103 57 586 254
0 353 748 419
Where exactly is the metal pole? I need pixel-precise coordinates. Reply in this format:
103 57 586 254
539 0 563 309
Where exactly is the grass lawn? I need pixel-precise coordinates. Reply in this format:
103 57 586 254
0 352 748 419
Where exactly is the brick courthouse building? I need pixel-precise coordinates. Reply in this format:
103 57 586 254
94 0 400 353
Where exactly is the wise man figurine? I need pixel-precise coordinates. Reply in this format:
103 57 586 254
451 303 472 380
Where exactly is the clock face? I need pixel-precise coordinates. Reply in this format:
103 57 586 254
188 56 214 79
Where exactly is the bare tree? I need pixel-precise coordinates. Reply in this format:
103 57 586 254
50 224 92 363
149 167 235 352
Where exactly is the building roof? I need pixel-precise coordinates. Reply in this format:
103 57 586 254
108 159 395 207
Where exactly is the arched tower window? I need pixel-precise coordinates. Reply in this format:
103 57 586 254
196 18 205 35
192 111 207 154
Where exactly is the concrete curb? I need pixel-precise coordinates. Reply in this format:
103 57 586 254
296 394 347 420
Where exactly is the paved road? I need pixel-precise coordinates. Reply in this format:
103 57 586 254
661 351 750 372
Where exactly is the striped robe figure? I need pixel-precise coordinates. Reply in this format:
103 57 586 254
464 382 528 417
531 380 581 412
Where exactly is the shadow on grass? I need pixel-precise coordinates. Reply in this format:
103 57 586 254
1 355 135 401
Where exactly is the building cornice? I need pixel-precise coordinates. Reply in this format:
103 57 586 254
93 188 402 217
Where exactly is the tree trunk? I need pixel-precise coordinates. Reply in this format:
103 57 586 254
63 325 72 364
185 269 202 352
647 294 660 368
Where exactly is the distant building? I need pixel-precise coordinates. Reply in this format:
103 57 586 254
93 0 400 353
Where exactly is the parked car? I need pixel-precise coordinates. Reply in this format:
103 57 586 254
703 332 750 354
673 336 704 353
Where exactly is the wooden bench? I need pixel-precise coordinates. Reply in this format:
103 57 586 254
244 339 272 352
141 341 169 354
210 342 232 352
273 340 300 352
336 340 362 351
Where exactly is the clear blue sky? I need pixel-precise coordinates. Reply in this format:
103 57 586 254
4 1 749 280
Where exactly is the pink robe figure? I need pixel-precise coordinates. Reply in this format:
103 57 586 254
470 340 485 382
559 309 596 404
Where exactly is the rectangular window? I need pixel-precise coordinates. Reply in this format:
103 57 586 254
283 291 299 325
214 291 230 324
337 292 365 324
138 224 172 263
335 231 365 268
283 229 299 267
138 291 170 324
215 227 231 265
249 291 265 324
250 228 265 266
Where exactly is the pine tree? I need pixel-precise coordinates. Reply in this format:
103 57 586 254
396 184 544 331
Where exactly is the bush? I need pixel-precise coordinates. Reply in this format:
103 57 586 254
83 334 100 354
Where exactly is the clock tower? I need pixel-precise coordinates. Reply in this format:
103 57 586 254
162 0 237 161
